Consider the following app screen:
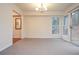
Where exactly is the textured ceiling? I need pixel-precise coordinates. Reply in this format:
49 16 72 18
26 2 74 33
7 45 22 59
16 3 74 11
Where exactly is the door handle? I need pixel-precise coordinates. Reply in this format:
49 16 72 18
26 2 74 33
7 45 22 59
70 26 72 29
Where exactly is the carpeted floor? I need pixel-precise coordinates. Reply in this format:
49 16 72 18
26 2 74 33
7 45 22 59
0 38 79 55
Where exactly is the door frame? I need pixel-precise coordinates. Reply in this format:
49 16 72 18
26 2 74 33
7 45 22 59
13 10 22 44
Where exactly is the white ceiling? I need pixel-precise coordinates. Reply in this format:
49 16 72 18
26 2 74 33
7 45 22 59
16 3 74 11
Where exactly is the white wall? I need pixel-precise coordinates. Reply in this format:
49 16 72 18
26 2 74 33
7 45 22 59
22 11 65 38
23 15 64 38
0 4 23 52
12 5 23 15
0 4 13 52
23 11 66 16
23 16 52 38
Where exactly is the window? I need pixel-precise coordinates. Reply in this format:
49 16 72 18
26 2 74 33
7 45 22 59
52 16 59 34
63 16 68 35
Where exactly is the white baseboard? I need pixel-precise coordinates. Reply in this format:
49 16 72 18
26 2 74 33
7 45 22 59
23 38 61 39
0 43 12 52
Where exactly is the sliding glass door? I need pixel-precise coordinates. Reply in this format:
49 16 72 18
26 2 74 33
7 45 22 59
62 16 71 41
71 10 79 45
52 16 70 40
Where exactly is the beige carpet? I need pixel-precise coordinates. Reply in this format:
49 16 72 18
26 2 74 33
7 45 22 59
0 38 79 55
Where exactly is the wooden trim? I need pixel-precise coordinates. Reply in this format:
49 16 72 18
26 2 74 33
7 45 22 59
13 15 21 17
13 38 21 44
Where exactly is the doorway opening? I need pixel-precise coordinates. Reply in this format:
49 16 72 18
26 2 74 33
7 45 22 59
13 10 22 44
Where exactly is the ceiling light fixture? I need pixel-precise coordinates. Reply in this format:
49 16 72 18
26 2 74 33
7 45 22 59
35 3 47 12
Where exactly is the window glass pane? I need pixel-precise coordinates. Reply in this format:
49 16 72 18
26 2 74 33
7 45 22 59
52 16 59 34
64 16 67 25
72 11 79 29
63 16 68 35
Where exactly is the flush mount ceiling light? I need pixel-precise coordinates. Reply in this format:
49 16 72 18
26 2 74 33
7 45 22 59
35 3 47 12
